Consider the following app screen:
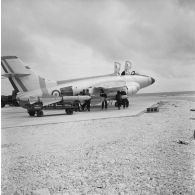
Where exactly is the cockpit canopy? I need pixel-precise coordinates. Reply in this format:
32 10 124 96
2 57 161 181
114 61 147 77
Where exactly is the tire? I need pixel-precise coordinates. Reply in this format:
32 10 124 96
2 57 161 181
66 108 73 115
73 102 80 112
28 110 36 116
37 110 43 117
1 101 5 108
13 102 19 107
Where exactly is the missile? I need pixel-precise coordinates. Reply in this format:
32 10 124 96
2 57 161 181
62 95 91 102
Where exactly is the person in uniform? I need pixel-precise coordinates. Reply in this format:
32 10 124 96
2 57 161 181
85 89 91 111
100 89 107 110
82 89 86 95
82 89 91 111
115 91 122 110
121 90 129 108
121 70 126 75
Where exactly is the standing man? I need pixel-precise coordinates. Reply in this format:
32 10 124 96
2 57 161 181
115 91 122 110
82 89 91 111
100 89 107 110
81 89 86 111
121 90 128 108
82 89 86 95
85 89 91 111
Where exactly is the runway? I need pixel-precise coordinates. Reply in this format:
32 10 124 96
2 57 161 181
1 96 157 129
2 94 195 195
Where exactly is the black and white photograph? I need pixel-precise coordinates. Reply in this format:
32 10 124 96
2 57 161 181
1 0 195 194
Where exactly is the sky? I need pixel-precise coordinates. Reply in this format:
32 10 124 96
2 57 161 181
1 0 195 94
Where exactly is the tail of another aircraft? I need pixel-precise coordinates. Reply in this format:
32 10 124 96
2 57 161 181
1 56 44 93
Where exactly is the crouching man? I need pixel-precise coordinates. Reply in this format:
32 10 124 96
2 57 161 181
121 91 129 108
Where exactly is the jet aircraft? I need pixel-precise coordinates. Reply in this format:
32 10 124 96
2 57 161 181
1 56 155 116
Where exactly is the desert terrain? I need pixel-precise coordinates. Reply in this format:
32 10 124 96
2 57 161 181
1 93 195 195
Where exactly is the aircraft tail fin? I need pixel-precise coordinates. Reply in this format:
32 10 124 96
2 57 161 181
1 56 42 93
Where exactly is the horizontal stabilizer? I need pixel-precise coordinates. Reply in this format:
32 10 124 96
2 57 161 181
1 73 30 78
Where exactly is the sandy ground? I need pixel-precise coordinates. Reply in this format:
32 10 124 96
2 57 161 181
1 95 195 195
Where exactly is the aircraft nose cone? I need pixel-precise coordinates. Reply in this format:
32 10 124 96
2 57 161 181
151 77 155 84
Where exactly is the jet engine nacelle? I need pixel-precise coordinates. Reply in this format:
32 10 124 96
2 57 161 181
126 82 140 95
127 86 138 95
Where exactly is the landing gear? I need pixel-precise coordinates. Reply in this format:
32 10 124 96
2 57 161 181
65 108 73 115
37 110 44 117
115 99 129 108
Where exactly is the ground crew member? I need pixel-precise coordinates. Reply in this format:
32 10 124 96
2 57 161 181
82 89 86 95
100 89 107 110
85 89 91 111
82 89 91 111
115 91 122 110
121 90 128 108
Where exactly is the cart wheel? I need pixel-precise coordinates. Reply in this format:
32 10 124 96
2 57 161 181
66 108 73 115
37 110 43 117
1 101 5 108
28 110 36 116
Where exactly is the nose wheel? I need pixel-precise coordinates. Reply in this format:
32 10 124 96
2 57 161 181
65 108 73 115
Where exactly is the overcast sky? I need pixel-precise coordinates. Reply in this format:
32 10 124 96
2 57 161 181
1 0 195 94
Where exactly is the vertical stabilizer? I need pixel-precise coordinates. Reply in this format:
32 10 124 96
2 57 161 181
1 56 41 92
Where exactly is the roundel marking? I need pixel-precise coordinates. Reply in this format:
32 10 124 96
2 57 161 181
52 90 61 97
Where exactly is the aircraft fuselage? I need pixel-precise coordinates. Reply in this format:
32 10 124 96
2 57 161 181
17 73 154 108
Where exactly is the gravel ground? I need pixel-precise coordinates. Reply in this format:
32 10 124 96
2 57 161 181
1 97 195 195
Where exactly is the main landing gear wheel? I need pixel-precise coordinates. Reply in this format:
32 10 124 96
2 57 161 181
37 110 44 117
28 110 36 116
1 101 5 108
65 108 73 115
